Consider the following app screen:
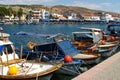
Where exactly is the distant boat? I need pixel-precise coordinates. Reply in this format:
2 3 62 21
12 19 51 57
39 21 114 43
0 28 62 80
107 24 120 37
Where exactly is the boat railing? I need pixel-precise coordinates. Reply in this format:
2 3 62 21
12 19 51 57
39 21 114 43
0 46 25 66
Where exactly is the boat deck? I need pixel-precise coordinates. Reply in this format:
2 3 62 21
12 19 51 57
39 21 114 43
72 51 120 80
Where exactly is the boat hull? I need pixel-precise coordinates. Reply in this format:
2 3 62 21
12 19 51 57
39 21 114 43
55 60 82 76
0 61 62 80
82 57 101 65
100 46 118 57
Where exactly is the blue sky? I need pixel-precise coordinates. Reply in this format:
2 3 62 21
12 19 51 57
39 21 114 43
0 0 120 13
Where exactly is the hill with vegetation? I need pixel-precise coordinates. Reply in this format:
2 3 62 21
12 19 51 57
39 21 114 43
0 4 119 17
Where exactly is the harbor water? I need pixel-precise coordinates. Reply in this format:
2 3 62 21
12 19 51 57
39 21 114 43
2 23 108 48
1 23 109 80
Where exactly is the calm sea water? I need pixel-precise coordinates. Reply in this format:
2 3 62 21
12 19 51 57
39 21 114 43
1 23 108 80
2 23 108 48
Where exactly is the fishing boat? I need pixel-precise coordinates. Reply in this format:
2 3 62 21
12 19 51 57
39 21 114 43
33 33 101 64
72 27 119 47
72 27 119 56
28 39 101 65
0 29 62 80
14 32 83 76
27 41 83 75
14 32 101 74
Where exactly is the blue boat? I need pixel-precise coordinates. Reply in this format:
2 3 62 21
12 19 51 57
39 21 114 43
15 32 83 75
15 32 102 75
30 40 83 75
30 39 101 65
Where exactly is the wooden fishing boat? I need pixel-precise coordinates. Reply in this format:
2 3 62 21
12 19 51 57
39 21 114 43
15 32 101 65
14 32 83 75
0 61 62 80
32 40 101 65
0 29 62 80
27 41 83 76
72 28 119 48
72 27 119 58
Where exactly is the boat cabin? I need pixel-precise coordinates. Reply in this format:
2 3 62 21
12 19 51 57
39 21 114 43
0 40 19 63
0 32 20 63
72 27 104 43
32 40 79 61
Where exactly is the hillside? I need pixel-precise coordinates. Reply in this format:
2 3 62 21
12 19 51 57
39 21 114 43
0 5 119 17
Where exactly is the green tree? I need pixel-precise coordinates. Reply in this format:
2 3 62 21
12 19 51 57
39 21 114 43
8 7 13 16
0 7 7 16
0 7 8 19
29 10 33 18
49 14 56 19
17 8 23 20
26 10 33 20
13 11 17 17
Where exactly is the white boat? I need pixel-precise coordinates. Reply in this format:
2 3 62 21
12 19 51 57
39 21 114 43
0 29 62 80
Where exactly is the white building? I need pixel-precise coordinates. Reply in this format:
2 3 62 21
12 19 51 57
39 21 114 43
52 13 66 19
84 15 100 21
100 12 113 21
33 9 50 20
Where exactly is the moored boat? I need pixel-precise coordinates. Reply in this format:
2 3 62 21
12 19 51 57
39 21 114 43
29 39 101 65
0 28 62 80
72 27 119 57
14 32 83 75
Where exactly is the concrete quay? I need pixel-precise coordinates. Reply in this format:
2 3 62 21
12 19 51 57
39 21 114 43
72 51 120 80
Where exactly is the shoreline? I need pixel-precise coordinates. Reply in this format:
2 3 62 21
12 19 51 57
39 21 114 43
1 20 120 25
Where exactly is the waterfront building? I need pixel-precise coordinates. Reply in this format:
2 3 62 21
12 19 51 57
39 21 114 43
20 14 26 21
33 9 50 22
63 11 79 20
3 14 14 24
51 13 66 20
100 12 114 22
84 14 100 21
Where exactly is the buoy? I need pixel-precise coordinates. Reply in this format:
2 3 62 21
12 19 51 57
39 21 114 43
8 65 18 75
101 40 105 45
111 36 115 41
64 55 72 63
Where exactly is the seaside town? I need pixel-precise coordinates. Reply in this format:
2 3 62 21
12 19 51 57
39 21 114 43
0 6 120 25
0 2 120 80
